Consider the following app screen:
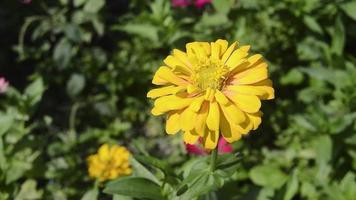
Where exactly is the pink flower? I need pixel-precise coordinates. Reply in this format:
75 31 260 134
171 0 211 8
186 137 233 155
21 0 32 4
0 77 9 94
171 0 191 7
195 0 211 8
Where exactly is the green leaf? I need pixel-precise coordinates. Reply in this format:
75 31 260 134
0 137 7 170
135 155 174 176
81 189 98 200
331 16 345 55
66 74 85 98
74 0 87 7
64 24 82 43
313 135 332 164
14 179 43 200
130 157 160 184
104 177 164 200
0 114 14 136
178 171 222 199
340 1 356 21
249 164 288 189
293 115 316 132
53 38 72 69
212 0 234 14
280 69 304 85
84 0 105 13
113 194 133 200
303 15 323 34
24 78 45 107
199 13 229 27
114 24 159 42
284 170 299 200
339 173 356 199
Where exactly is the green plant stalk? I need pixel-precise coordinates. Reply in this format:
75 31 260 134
210 149 218 171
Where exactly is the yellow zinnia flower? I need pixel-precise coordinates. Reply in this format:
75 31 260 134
87 144 132 182
147 39 274 149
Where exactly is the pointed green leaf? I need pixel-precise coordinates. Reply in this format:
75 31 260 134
104 177 164 200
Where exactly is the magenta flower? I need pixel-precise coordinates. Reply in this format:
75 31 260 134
0 77 9 94
21 0 32 4
171 0 211 8
172 0 191 7
195 0 211 8
186 137 233 155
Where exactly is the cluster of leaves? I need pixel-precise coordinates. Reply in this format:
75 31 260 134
0 0 355 199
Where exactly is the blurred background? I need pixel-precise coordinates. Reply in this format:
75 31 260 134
0 0 356 199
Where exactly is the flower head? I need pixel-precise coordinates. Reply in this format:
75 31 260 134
172 0 191 7
0 77 9 94
171 0 211 8
194 0 211 8
186 137 233 155
147 39 274 149
87 144 132 182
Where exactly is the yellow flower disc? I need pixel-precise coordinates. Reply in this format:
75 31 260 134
87 144 132 181
147 39 275 149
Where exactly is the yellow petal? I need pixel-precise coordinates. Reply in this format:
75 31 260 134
186 42 208 59
238 118 253 135
229 59 250 75
202 130 219 149
180 108 197 131
246 111 262 130
152 75 169 85
154 94 194 113
173 49 192 68
166 111 181 134
206 101 220 131
151 107 164 116
204 88 216 101
164 55 192 75
230 54 264 75
152 66 188 86
195 101 209 136
220 102 246 124
215 39 228 56
221 41 238 63
247 54 263 67
147 85 185 98
250 79 275 100
183 130 200 144
187 84 201 94
188 95 205 112
98 144 110 162
234 63 268 85
220 113 242 143
200 42 211 56
226 84 274 100
225 45 250 69
210 42 221 60
215 90 229 105
228 93 261 113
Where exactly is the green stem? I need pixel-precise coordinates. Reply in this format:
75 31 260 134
210 149 218 171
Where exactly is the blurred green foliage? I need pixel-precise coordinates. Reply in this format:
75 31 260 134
0 0 356 199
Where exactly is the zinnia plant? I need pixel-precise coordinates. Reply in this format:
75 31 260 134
103 40 274 199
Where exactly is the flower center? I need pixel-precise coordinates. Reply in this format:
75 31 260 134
192 59 229 91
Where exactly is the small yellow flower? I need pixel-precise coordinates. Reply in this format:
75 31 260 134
147 39 274 149
87 144 132 182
